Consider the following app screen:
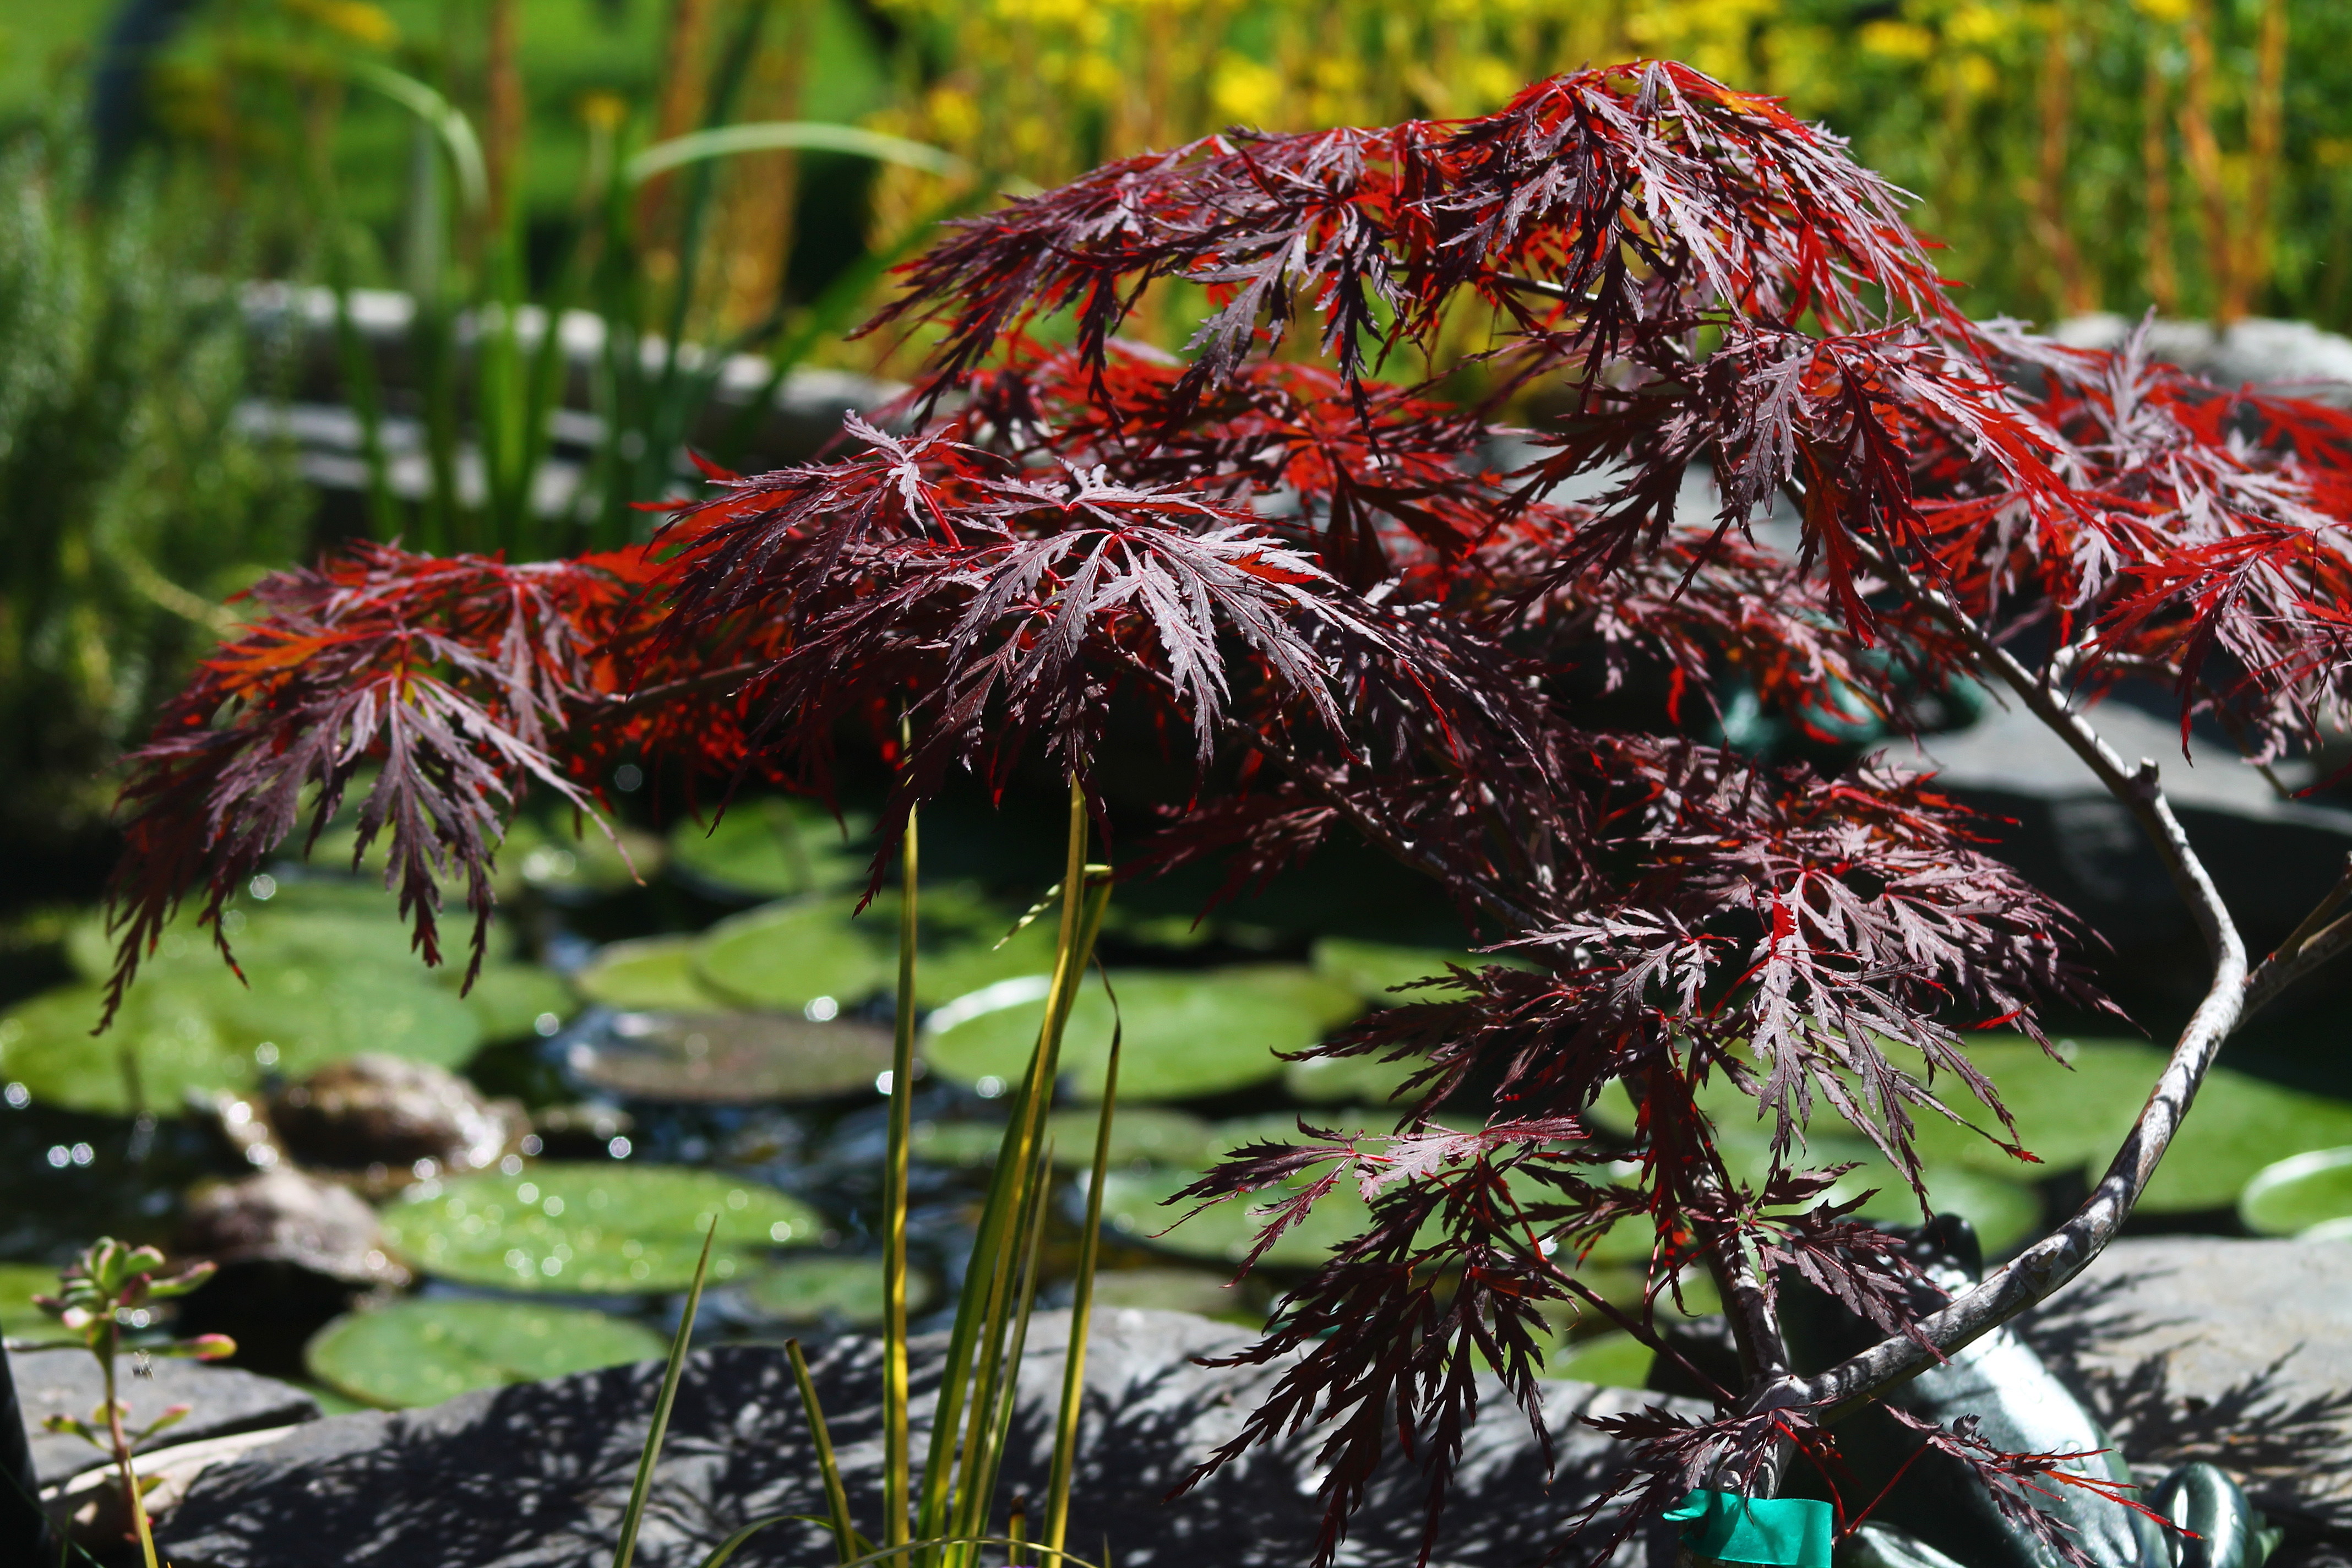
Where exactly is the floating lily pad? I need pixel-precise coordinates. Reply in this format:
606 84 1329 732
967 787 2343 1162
566 1011 894 1103
438 965 572 1043
1087 1266 1257 1322
694 901 894 1012
2142 1072 2352 1213
910 1108 1215 1171
573 937 734 1012
2239 1147 2352 1237
305 1298 667 1409
915 921 1063 1011
923 966 1361 1103
1553 1331 1655 1390
1585 1038 2155 1190
493 818 666 900
739 1255 933 1326
1310 938 1495 1005
1284 1051 1427 1106
0 1261 56 1340
380 1163 821 1293
907 1119 1015 1169
1844 1162 2042 1256
1096 1166 1374 1268
1705 1117 2043 1256
668 798 870 901
0 961 482 1117
1892 1037 2158 1178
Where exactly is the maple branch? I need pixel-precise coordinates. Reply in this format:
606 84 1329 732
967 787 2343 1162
2241 851 2352 1020
586 661 764 710
1768 547 2252 1421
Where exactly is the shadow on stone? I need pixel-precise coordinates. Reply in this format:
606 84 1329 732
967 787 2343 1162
159 1308 1690 1568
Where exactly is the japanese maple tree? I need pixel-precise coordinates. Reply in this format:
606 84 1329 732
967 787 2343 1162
101 60 2352 1568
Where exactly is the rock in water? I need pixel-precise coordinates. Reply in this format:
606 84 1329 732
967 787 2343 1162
158 1308 1692 1568
270 1054 522 1179
179 1167 410 1287
2017 1237 2352 1536
15 1349 317 1487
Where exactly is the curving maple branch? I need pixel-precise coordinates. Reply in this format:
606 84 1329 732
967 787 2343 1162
1775 544 2260 1421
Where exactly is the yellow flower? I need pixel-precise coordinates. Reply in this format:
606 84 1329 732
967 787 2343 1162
1211 52 1283 128
1858 20 1936 61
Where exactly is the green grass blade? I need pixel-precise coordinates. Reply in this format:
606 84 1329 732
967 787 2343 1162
916 782 1090 1551
612 1217 718 1568
639 0 771 510
626 122 968 185
349 62 488 220
786 1338 861 1566
962 1140 1054 1568
883 799 919 1549
1044 967 1121 1554
830 1538 1101 1568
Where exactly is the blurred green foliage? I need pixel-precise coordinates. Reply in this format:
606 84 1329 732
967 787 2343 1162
0 122 303 849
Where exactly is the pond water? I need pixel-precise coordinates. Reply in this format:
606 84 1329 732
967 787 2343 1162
4 794 2349 1411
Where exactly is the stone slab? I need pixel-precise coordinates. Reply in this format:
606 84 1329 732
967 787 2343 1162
2018 1237 2352 1532
158 1306 1698 1568
14 1347 319 1487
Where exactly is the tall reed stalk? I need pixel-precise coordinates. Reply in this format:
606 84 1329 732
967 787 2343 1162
616 776 1120 1568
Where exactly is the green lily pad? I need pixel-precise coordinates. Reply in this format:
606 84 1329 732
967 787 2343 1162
922 966 1362 1103
1087 1266 1257 1321
1844 1162 2042 1256
739 1255 934 1326
669 798 870 901
1046 1106 1215 1169
565 1012 895 1103
439 965 573 1043
694 901 894 1012
914 919 1063 1011
1553 1331 1656 1390
910 1108 1215 1171
380 1163 821 1293
0 962 482 1116
1284 1050 1427 1106
492 818 666 900
573 937 735 1012
0 1261 58 1340
2240 1146 2352 1237
1310 938 1494 1005
907 1119 1015 1169
1584 1038 2153 1187
305 1298 667 1409
1893 1037 2158 1178
2142 1072 2352 1213
1706 1118 2043 1256
1096 1166 1374 1268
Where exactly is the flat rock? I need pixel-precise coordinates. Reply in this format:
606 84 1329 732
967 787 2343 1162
14 1348 319 1486
159 1307 1694 1568
2018 1237 2352 1532
1887 698 2352 954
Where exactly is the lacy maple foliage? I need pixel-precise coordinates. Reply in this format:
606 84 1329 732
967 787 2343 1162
103 60 2352 1568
